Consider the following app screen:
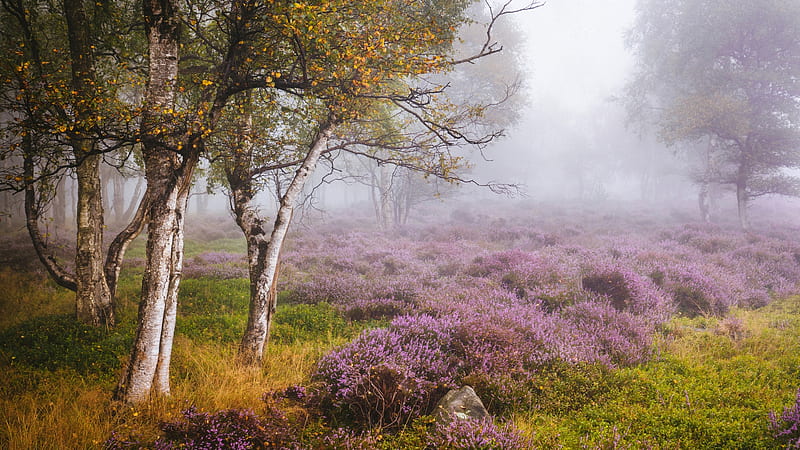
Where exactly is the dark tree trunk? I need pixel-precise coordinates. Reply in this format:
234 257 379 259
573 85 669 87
736 148 750 231
53 179 66 232
64 0 114 327
698 182 710 223
736 180 749 231
24 146 77 292
75 149 114 327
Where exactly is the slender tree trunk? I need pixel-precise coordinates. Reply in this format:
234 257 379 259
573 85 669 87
698 182 710 223
115 0 183 403
736 149 750 231
118 172 180 402
64 0 115 327
117 150 196 402
238 120 335 365
231 182 276 366
379 164 391 230
368 165 381 226
225 96 277 366
23 146 77 292
154 179 189 394
112 170 126 225
736 180 749 231
106 191 151 297
53 179 66 232
120 176 145 225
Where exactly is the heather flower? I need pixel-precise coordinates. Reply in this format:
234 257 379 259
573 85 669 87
427 418 534 450
153 406 300 450
183 251 248 279
769 389 800 448
313 315 460 429
319 428 380 449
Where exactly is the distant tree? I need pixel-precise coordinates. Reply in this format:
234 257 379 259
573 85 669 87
626 0 800 229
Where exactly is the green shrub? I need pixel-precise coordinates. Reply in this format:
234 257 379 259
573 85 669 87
178 278 250 316
177 315 247 343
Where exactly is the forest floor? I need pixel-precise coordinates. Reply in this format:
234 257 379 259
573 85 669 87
1 205 799 448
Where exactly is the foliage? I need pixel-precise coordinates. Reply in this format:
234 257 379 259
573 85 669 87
625 0 800 226
106 406 300 450
312 315 459 430
521 295 800 448
270 303 354 344
178 278 250 316
2 208 800 446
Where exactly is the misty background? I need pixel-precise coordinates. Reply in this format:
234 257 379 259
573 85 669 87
3 0 799 232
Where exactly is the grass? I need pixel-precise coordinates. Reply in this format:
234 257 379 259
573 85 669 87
0 238 798 448
0 257 361 448
0 267 74 329
122 234 246 260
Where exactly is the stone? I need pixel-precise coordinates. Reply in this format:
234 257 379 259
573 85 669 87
433 385 490 425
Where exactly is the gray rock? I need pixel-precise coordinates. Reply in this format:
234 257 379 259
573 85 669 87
433 386 490 425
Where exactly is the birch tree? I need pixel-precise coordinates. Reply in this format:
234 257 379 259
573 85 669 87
214 0 540 366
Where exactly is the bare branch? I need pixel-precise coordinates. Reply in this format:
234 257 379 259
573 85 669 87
451 1 544 65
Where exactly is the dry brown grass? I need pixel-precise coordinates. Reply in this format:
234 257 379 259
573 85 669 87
0 332 340 448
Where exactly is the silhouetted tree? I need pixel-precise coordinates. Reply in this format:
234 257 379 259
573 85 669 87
626 0 800 229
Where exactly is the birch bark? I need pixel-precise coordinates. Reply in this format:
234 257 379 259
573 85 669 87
237 120 335 365
115 0 185 402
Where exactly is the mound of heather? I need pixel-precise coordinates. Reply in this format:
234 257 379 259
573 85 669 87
280 209 800 430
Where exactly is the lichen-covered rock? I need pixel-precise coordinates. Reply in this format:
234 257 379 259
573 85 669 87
433 386 489 425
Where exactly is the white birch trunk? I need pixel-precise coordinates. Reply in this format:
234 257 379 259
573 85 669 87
115 0 182 403
75 151 114 327
154 183 189 394
238 121 334 365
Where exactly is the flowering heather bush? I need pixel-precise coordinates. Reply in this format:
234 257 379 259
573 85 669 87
426 418 534 450
770 389 800 449
273 211 800 435
313 314 459 429
465 248 583 309
312 297 659 426
182 251 248 279
579 260 673 323
106 406 301 449
318 428 380 449
561 301 653 366
154 406 299 450
341 297 416 321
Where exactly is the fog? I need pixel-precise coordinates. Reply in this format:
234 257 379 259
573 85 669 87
475 0 668 200
4 0 799 232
